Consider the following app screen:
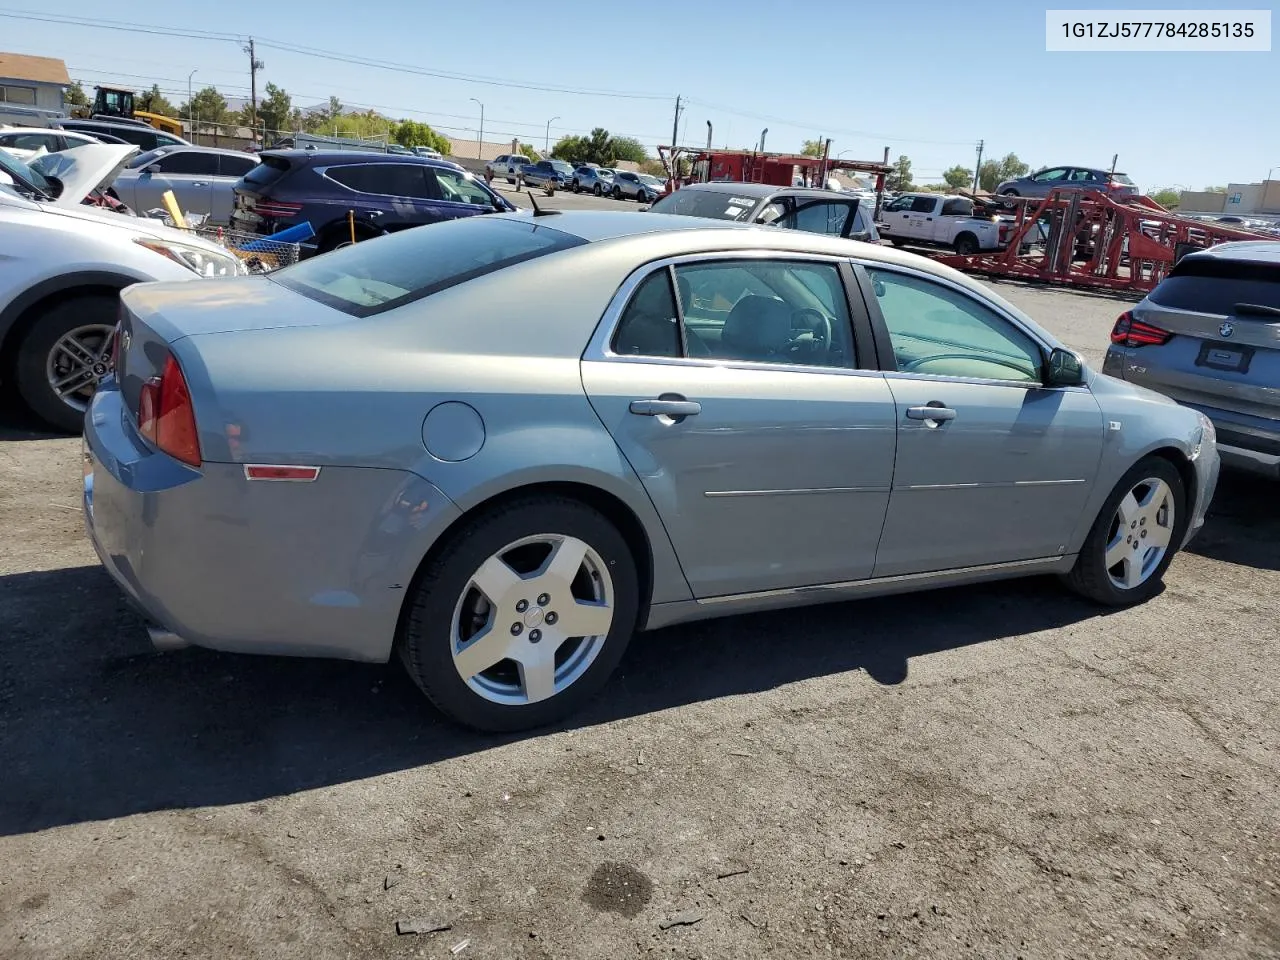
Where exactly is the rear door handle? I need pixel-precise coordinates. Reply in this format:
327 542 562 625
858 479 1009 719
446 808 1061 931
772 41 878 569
629 398 702 417
906 405 956 422
191 182 208 187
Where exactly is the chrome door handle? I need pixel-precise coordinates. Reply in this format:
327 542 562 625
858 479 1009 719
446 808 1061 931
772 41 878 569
629 398 702 417
906 405 956 422
191 182 208 187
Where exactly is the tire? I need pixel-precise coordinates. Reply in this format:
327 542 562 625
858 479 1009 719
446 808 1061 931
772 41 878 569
1063 456 1188 607
612 186 622 200
1001 189 1019 197
889 238 907 248
593 183 602 197
12 293 118 434
399 496 640 732
953 233 980 255
572 180 580 194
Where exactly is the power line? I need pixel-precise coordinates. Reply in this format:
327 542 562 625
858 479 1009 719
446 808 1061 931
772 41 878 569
684 96 974 147
0 8 239 42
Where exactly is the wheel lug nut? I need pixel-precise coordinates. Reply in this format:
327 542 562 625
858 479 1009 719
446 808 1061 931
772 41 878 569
510 623 523 636
516 599 529 613
537 593 550 606
1139 517 1146 526
545 612 558 625
529 629 542 643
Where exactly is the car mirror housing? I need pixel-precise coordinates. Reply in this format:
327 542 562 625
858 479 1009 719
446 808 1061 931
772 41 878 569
1046 347 1085 387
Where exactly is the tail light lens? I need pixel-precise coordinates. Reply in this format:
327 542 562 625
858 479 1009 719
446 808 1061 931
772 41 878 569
137 353 202 467
1111 310 1172 347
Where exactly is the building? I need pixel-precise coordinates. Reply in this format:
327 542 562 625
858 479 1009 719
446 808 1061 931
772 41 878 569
1180 180 1280 216
0 51 70 113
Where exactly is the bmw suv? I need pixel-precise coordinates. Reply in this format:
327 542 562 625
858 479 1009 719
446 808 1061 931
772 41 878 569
231 151 516 254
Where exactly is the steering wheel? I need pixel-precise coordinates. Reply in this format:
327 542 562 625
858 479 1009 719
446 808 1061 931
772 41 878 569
902 353 1035 379
789 308 832 360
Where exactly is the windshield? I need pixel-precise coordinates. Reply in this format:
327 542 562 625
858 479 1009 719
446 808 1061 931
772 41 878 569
0 149 53 196
1113 173 1134 185
550 160 574 174
648 189 757 222
272 216 587 317
639 175 664 186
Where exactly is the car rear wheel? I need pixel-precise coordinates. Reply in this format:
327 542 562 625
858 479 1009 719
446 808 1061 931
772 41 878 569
11 294 117 433
572 180 580 193
953 233 980 255
593 183 602 197
399 496 639 732
612 186 622 200
1063 457 1187 607
1001 189 1019 197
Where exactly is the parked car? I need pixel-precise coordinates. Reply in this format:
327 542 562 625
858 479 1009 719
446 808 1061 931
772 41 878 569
517 159 575 194
0 145 245 431
1103 241 1280 478
229 150 516 253
485 153 533 184
0 125 108 160
572 165 615 196
110 145 259 226
55 118 189 153
83 210 1217 732
412 146 443 160
611 170 663 202
647 182 879 242
996 166 1138 199
878 193 1002 254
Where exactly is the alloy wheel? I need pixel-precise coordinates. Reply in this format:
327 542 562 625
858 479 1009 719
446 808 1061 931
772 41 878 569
45 323 115 412
1105 477 1176 590
450 534 614 705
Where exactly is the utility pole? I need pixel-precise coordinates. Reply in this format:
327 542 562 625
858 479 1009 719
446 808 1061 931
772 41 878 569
470 98 484 158
1108 152 1119 183
705 120 712 150
670 94 682 153
973 139 984 194
545 116 559 153
244 38 263 142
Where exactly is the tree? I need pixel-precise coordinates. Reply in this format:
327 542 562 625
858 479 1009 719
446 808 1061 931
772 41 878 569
979 152 1030 192
256 83 293 136
1148 187 1180 208
801 139 824 157
886 155 913 192
394 120 450 154
610 136 648 164
552 127 618 165
326 96 344 121
942 165 974 190
63 81 89 108
137 84 177 118
182 86 230 126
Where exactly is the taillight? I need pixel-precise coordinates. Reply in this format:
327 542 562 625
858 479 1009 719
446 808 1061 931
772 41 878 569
1111 310 1172 347
137 353 201 466
253 199 302 218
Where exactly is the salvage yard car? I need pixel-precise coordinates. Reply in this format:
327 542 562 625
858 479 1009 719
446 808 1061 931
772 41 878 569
878 193 1002 254
0 145 244 432
230 150 515 253
83 211 1219 732
111 145 259 226
1103 241 1280 478
648 181 878 242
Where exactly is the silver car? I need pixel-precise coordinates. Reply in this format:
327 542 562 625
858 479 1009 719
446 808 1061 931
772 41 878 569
83 211 1218 732
571 165 615 196
996 166 1138 199
1103 242 1280 478
112 146 259 226
610 170 663 202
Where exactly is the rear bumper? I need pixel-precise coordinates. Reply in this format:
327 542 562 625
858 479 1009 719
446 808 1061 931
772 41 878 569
83 382 463 662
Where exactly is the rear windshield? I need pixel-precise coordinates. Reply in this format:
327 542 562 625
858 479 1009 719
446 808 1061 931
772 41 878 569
271 216 587 317
649 189 757 222
1151 256 1280 315
242 156 292 187
1113 173 1134 185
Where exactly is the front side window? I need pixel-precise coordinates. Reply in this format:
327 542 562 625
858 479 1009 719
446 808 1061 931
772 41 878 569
431 168 496 206
1032 168 1068 183
866 267 1043 383
147 151 220 176
0 132 55 150
884 195 915 212
612 260 855 369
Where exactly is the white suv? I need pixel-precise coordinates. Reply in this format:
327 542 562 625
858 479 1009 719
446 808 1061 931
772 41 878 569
484 153 533 184
1 145 246 432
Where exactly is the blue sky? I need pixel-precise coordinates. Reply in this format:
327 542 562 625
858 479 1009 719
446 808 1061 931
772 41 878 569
3 0 1276 189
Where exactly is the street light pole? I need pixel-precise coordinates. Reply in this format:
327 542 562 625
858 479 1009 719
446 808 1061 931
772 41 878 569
470 98 484 158
187 69 197 140
545 116 559 154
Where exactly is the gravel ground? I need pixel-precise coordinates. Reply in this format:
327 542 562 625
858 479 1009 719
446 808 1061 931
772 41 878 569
1 282 1277 960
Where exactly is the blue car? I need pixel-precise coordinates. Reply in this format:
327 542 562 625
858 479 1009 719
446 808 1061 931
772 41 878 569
230 150 516 254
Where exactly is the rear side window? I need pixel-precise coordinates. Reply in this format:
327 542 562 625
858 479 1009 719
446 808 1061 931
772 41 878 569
941 198 973 216
148 151 219 175
219 155 258 177
242 156 292 187
1151 257 1280 315
272 217 587 317
328 163 431 198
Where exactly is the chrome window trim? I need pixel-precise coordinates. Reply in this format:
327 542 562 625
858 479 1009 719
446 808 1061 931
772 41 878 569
583 249 882 379
853 259 1091 392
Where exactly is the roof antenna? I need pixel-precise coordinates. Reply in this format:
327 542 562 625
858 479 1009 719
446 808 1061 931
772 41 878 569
525 188 559 217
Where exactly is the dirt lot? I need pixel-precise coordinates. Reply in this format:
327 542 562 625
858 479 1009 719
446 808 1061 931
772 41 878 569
1 281 1277 960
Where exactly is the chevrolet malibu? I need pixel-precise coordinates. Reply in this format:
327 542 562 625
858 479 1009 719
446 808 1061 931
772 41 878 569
84 212 1220 732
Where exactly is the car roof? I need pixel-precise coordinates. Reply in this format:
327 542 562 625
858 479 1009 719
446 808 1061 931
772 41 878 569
261 149 458 168
144 144 253 158
1179 241 1280 265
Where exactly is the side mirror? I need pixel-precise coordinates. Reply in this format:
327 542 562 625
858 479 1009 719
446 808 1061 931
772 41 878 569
1046 347 1085 387
872 278 886 297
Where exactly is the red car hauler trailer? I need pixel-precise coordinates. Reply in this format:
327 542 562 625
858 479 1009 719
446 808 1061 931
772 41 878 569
656 144 893 204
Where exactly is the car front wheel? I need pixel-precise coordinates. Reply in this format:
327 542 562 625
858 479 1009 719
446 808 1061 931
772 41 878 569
12 293 118 433
1063 457 1187 606
399 496 639 732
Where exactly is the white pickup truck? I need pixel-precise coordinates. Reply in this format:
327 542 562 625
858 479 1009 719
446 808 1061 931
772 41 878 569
877 193 1002 255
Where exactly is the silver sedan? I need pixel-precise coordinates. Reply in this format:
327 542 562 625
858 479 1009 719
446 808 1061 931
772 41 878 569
83 212 1219 731
111 145 259 225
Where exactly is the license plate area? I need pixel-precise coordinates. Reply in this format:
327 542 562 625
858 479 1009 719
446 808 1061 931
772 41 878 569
1196 340 1253 374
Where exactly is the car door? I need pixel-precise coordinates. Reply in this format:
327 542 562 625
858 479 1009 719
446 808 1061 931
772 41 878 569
213 153 258 225
1027 167 1069 197
134 150 218 217
783 196 863 239
855 263 1104 577
581 254 898 598
880 195 916 239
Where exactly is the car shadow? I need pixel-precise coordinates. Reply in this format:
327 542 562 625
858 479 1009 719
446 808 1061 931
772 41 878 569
1186 468 1280 571
0 564 1110 837
0 405 68 441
